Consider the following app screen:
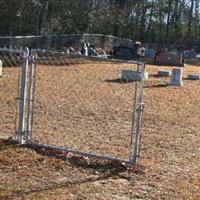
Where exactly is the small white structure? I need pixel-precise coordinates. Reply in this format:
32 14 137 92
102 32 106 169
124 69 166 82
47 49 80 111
122 70 148 81
158 70 171 77
188 74 200 80
170 68 183 86
0 60 2 77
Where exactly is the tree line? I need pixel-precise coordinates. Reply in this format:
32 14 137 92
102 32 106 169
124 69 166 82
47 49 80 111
0 0 199 48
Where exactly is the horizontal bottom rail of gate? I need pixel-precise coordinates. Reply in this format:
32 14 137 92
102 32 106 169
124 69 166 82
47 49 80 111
28 143 134 165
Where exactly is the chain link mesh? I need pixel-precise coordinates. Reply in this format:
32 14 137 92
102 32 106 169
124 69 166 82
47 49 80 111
0 34 132 51
0 34 145 164
30 50 140 160
0 48 23 139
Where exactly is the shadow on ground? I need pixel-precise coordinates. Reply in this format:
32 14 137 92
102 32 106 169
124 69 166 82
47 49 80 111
144 83 169 88
0 138 144 199
105 78 135 84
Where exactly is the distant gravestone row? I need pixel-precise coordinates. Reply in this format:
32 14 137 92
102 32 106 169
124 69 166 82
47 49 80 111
112 46 200 85
157 68 183 86
157 68 200 85
154 50 199 86
112 47 182 85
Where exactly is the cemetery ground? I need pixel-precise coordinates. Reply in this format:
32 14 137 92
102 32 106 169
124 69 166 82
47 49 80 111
0 62 200 200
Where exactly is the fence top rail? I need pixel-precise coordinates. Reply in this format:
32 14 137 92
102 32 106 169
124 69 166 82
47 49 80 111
0 34 132 42
79 55 145 66
0 48 23 54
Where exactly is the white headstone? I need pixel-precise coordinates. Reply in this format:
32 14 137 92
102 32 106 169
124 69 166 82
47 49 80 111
0 60 2 77
170 68 183 86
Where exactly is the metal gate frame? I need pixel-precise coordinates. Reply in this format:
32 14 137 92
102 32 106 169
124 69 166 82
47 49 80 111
18 49 145 166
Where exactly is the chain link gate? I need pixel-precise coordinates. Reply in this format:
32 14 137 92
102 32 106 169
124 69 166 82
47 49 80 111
0 48 25 140
18 49 145 165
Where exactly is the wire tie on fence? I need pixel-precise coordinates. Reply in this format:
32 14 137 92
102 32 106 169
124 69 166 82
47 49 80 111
136 103 144 112
16 97 22 101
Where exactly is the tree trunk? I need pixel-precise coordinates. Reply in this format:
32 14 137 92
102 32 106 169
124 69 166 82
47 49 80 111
187 0 194 47
165 0 172 44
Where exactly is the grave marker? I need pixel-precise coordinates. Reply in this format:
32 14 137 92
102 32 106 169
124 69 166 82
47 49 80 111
113 46 137 60
158 70 171 77
188 74 200 80
183 50 197 59
170 68 183 86
155 51 184 67
122 70 148 81
144 49 156 58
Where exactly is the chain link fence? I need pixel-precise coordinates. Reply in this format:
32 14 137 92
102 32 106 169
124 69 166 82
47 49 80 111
0 48 23 67
15 49 144 165
0 34 133 51
1 34 200 55
0 48 23 139
1 35 145 165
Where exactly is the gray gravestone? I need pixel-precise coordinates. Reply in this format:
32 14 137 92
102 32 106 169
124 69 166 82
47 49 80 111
183 50 197 59
155 51 184 67
158 70 171 77
113 46 137 60
144 49 156 58
188 74 200 80
170 68 183 86
122 70 148 81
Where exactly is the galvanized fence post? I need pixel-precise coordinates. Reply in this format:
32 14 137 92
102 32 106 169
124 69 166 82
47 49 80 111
130 62 145 165
18 47 29 144
26 51 36 144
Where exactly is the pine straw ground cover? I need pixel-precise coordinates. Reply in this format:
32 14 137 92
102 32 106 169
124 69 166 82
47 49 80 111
0 62 200 200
